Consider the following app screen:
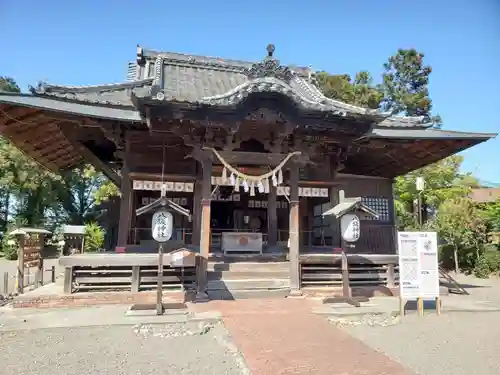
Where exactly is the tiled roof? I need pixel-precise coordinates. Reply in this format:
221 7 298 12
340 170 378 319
25 45 431 127
469 188 500 203
29 80 153 107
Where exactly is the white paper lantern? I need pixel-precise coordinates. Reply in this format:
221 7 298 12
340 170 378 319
151 210 173 243
340 213 361 243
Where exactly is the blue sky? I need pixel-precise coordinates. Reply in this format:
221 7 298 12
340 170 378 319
2 0 499 182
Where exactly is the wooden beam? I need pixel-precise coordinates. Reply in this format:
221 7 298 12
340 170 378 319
0 107 41 128
189 148 310 166
48 151 80 167
58 155 84 169
129 172 196 182
59 124 122 187
9 119 60 138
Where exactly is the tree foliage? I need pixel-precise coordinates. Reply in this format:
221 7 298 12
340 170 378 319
393 155 478 229
434 198 486 273
84 222 105 252
314 71 383 109
316 48 441 126
380 49 441 126
0 76 20 93
481 200 500 233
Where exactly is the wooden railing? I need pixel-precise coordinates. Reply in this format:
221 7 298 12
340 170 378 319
299 254 399 289
60 254 196 294
69 265 196 293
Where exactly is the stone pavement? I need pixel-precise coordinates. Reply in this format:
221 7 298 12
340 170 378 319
193 298 413 375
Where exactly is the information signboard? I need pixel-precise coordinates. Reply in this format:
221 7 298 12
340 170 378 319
397 231 439 299
418 232 439 299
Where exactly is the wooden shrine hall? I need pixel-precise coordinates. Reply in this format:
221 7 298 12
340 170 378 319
0 44 496 298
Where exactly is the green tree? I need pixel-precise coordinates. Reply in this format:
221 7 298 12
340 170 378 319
380 49 441 127
435 197 487 273
481 200 500 232
0 76 21 233
0 137 60 227
93 180 120 204
50 165 113 225
84 222 105 252
0 76 20 92
315 71 383 109
394 155 477 229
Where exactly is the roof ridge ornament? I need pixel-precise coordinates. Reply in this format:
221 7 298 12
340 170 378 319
243 44 294 82
136 44 145 66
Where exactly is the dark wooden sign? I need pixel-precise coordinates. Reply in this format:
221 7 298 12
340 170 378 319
23 237 42 268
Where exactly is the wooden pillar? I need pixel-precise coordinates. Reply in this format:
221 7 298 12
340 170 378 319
289 164 301 295
389 178 398 254
299 197 308 250
16 235 25 294
117 160 132 247
196 157 212 300
330 186 341 248
192 179 203 246
117 134 133 247
267 185 278 247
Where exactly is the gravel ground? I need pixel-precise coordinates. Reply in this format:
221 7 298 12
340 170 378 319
344 312 500 375
0 323 249 375
341 275 500 375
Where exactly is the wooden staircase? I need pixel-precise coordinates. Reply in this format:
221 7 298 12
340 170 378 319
207 254 291 300
439 267 469 295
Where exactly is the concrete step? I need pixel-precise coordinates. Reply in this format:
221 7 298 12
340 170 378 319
207 288 290 300
207 270 290 280
208 261 289 272
207 278 290 291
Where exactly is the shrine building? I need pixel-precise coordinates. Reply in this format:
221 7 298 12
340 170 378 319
0 45 495 298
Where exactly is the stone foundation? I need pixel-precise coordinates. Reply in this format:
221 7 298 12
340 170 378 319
13 290 187 309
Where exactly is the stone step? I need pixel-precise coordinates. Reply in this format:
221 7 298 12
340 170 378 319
207 278 290 291
208 261 290 272
207 270 290 280
208 253 287 262
207 288 290 300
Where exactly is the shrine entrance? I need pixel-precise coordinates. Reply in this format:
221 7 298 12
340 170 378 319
209 188 270 252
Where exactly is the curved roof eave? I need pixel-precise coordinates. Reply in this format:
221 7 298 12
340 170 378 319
370 127 498 140
0 93 143 122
